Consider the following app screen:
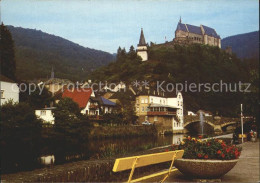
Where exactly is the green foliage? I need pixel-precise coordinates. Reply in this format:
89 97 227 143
19 83 53 109
0 23 16 80
0 101 42 143
53 98 91 144
0 101 42 172
91 43 257 117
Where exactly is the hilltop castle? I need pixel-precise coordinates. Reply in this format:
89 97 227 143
174 18 221 48
136 19 221 61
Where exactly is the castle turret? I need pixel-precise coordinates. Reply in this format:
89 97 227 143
137 28 148 61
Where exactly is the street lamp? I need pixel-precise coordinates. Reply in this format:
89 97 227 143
241 104 244 143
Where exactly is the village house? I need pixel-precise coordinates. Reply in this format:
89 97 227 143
44 78 73 96
197 110 213 117
133 87 184 132
62 88 116 116
187 111 197 116
0 75 19 105
35 107 56 125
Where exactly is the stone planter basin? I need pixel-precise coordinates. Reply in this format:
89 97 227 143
175 158 238 179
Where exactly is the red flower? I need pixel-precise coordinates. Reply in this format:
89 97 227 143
217 150 222 154
197 153 202 158
204 155 208 159
221 142 226 148
221 153 225 158
207 143 210 146
198 135 202 139
187 136 191 140
226 148 231 153
165 149 169 152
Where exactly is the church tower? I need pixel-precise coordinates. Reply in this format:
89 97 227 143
137 28 148 61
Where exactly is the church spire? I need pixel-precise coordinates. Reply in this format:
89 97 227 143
179 16 182 23
138 28 146 46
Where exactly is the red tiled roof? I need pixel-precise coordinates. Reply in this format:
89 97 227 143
62 88 92 108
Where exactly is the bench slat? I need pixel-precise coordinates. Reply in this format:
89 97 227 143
131 168 178 182
113 150 184 172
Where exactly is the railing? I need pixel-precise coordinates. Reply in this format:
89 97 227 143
89 104 98 109
147 111 176 116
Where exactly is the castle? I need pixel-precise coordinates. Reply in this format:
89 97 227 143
136 19 221 61
174 18 221 48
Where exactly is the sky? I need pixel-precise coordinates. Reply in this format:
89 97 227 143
1 0 259 53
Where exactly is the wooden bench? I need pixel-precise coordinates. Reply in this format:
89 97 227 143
113 150 184 183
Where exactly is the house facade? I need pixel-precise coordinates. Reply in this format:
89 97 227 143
35 107 55 124
0 75 19 105
135 88 184 132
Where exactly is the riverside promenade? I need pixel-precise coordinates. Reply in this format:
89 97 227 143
167 140 259 182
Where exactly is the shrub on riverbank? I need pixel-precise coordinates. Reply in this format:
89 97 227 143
89 125 157 139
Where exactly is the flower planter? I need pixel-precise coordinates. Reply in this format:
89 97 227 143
175 158 238 179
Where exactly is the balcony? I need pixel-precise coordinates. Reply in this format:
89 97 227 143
89 104 98 109
147 111 176 116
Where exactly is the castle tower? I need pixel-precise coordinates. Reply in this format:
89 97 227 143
137 28 148 61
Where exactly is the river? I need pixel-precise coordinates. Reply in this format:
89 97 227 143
2 134 184 174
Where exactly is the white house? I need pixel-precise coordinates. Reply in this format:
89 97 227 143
197 110 213 117
188 111 197 116
135 87 184 132
35 107 55 124
0 75 19 105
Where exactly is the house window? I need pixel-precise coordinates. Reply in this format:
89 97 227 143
145 99 148 103
41 110 46 116
142 107 144 112
0 91 3 98
145 116 148 121
141 99 144 104
154 116 158 121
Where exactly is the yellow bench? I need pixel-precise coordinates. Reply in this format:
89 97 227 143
113 150 184 183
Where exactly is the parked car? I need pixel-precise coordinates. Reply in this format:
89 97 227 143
142 121 152 125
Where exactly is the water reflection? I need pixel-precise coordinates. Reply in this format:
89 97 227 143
40 155 55 165
2 134 183 174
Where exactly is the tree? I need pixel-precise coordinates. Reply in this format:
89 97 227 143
0 101 42 173
19 83 53 109
0 23 16 80
53 98 91 143
128 45 137 60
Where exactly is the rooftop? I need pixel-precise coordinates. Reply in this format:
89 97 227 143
62 88 92 108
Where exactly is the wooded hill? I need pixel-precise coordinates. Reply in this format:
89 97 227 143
7 26 115 81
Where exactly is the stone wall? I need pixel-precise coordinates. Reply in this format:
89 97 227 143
2 148 170 182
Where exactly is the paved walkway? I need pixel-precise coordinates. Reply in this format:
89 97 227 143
167 140 259 182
